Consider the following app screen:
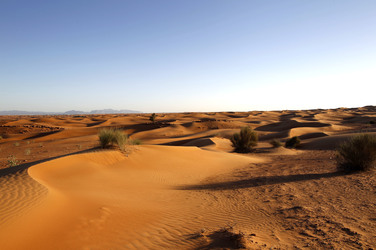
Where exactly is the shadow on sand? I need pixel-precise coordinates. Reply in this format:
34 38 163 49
177 171 347 191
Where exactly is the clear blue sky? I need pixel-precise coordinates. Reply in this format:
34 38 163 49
1 0 375 112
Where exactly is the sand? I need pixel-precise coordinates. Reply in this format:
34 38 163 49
0 106 375 249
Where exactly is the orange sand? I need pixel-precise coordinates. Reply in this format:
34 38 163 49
0 106 376 249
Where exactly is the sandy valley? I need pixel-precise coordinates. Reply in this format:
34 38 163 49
0 106 376 249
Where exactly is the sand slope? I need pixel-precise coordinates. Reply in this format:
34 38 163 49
0 146 264 249
0 106 376 249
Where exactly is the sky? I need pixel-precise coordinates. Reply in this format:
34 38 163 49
1 0 375 113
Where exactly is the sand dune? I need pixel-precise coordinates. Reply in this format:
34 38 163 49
302 131 376 150
0 147 263 249
0 106 375 249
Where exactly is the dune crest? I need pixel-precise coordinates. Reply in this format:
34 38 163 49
0 106 375 248
0 146 263 249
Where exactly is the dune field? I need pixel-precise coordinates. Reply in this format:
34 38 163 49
0 106 376 249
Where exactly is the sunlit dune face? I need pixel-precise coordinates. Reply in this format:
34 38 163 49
0 106 376 248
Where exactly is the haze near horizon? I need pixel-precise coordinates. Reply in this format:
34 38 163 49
1 0 375 113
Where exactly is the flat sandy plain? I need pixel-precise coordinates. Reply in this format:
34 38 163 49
0 106 375 249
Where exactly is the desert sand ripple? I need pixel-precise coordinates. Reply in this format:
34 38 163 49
0 170 48 225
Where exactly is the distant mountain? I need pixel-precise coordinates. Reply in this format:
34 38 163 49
0 109 141 116
89 109 140 114
64 110 85 115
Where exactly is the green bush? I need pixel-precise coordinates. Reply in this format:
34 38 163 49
285 136 301 148
231 127 258 153
337 134 376 172
98 128 128 150
270 139 282 148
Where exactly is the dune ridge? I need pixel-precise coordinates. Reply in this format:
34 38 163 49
0 106 375 248
0 146 264 249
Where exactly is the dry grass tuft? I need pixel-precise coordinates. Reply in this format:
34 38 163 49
231 127 258 153
7 155 19 167
285 136 301 148
337 133 376 172
270 139 282 148
98 128 128 150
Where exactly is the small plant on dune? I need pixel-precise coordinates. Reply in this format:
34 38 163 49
115 130 128 150
231 126 258 153
337 133 376 172
99 128 116 148
14 142 20 147
196 227 247 249
98 128 128 150
270 139 282 148
25 148 31 156
129 138 142 145
0 135 3 140
7 155 19 167
285 136 301 148
149 113 156 124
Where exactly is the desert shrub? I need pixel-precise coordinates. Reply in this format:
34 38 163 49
7 155 19 167
129 138 142 145
285 136 301 148
99 128 115 148
231 126 258 153
14 142 20 147
0 135 3 140
98 128 128 149
270 139 282 148
25 149 31 156
195 227 247 249
337 134 376 172
149 113 156 123
114 130 128 150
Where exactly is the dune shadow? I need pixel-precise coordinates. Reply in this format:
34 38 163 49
26 130 62 140
121 122 170 135
177 171 346 191
159 136 213 146
256 120 331 132
86 121 105 127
